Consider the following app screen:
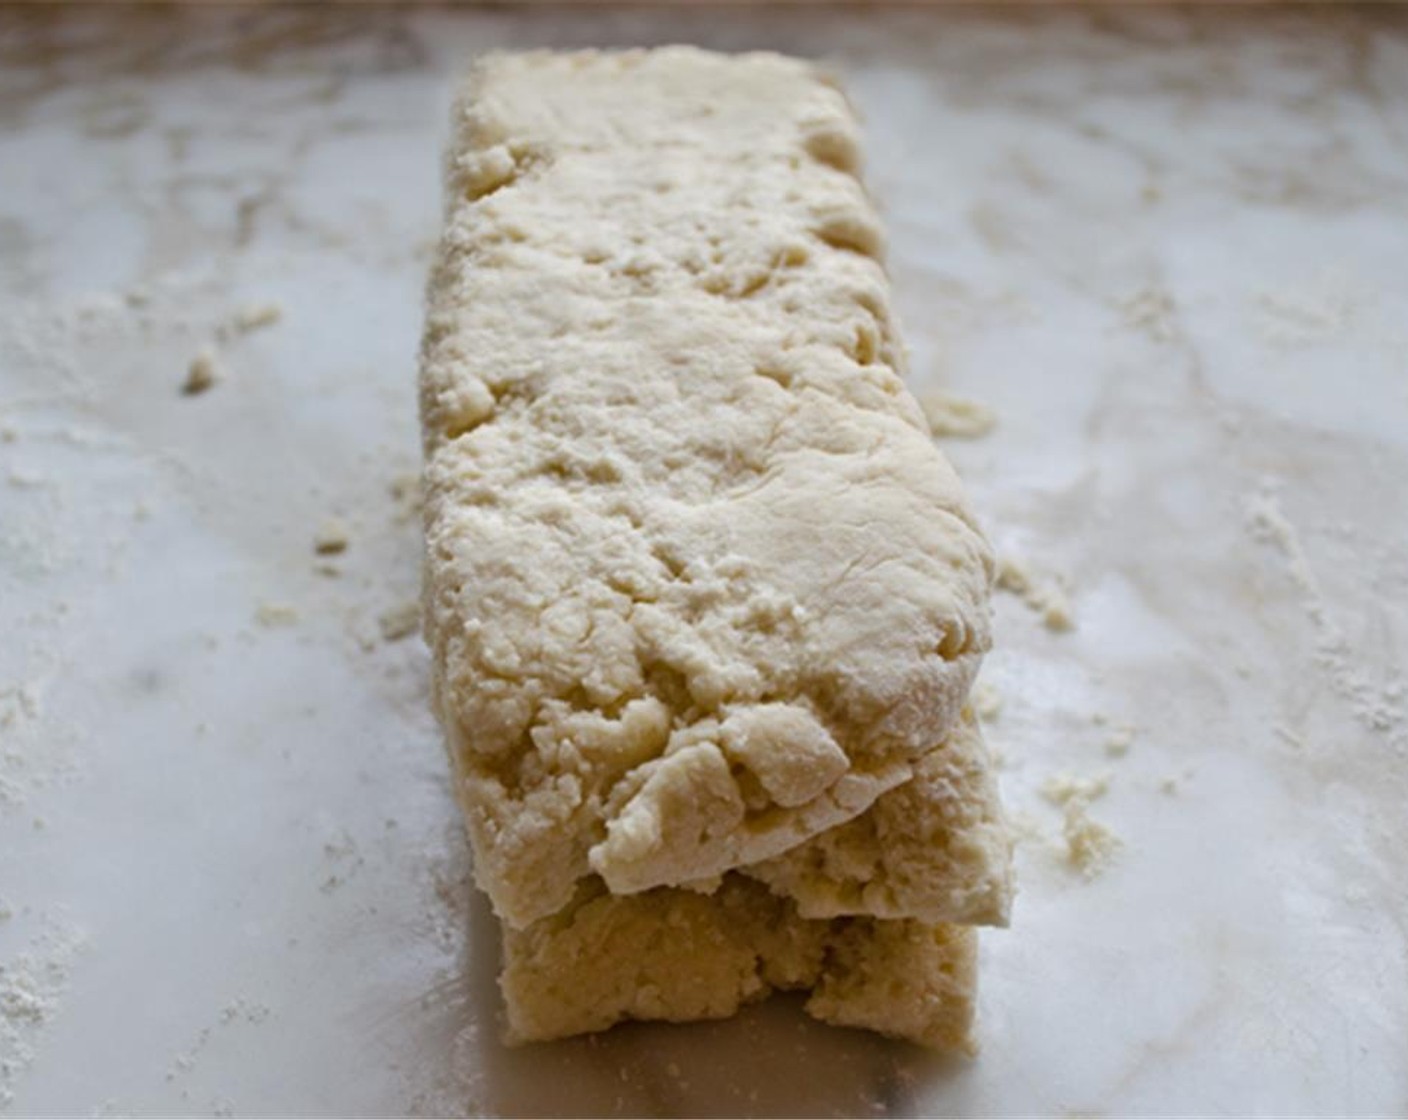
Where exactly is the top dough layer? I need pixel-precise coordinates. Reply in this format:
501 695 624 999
421 48 995 930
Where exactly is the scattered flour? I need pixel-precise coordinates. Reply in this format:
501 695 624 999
166 997 272 1084
0 913 87 1110
918 392 998 439
0 682 42 730
0 677 83 810
219 998 271 1025
1244 485 1405 750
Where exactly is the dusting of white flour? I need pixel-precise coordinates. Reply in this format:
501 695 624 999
0 913 87 1109
1243 483 1405 751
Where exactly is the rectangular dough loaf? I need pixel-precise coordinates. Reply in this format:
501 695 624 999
421 47 1000 933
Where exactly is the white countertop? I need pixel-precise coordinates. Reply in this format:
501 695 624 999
2 6 1406 1116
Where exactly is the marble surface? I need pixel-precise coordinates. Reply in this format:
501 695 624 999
2 5 1406 1116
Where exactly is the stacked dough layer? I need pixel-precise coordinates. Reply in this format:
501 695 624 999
421 47 1011 1051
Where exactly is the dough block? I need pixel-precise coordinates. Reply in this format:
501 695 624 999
422 47 996 931
420 47 1010 1052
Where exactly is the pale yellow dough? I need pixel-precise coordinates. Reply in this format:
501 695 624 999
422 47 996 931
502 874 978 1052
745 710 1011 926
422 47 1010 1051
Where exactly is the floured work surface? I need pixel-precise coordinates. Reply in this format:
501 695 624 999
421 46 1011 1049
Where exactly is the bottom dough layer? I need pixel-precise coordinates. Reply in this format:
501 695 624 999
500 874 978 1051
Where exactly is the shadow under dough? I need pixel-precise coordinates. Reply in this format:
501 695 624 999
419 879 966 1119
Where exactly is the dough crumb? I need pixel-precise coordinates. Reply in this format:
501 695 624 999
996 555 1075 632
1062 802 1121 878
378 601 420 643
995 556 1033 595
1040 590 1074 632
1104 724 1136 757
254 602 299 628
918 392 997 439
182 349 221 396
1041 772 1110 807
231 302 283 334
313 518 350 556
972 680 1002 722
